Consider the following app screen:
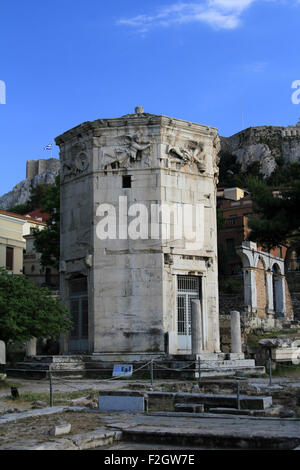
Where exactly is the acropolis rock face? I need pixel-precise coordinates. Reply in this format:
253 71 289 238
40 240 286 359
0 158 60 210
221 119 300 178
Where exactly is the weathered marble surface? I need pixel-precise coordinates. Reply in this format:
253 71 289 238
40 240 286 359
56 109 220 357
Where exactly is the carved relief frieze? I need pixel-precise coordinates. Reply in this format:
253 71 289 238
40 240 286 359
212 134 221 184
100 131 152 170
167 139 207 173
62 142 91 181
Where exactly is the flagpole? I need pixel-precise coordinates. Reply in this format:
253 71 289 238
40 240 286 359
43 143 53 157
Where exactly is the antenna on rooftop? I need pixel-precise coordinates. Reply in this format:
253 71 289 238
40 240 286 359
241 104 245 130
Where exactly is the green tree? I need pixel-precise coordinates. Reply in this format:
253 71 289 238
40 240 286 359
218 153 243 187
8 183 53 215
7 203 31 215
245 161 263 179
246 177 300 267
0 268 72 343
32 175 60 269
28 183 53 211
217 208 225 230
218 153 265 187
267 161 300 187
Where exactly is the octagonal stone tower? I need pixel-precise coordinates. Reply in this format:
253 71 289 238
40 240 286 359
56 108 221 360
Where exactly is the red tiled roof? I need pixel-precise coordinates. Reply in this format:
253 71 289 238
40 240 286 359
27 209 50 222
0 209 46 225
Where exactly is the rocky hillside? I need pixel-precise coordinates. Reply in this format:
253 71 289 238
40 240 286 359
2 123 300 210
221 119 300 178
0 158 60 210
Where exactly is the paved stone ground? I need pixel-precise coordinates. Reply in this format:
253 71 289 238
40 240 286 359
96 442 211 450
106 412 300 450
97 414 300 450
0 406 299 450
0 376 299 450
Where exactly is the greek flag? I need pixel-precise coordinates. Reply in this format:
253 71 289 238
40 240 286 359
44 144 52 151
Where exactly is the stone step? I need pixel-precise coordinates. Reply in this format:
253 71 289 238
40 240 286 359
121 423 300 450
6 354 265 379
207 407 286 417
177 394 272 410
6 368 86 379
205 407 256 416
195 366 265 378
174 403 205 413
16 361 86 371
24 355 86 364
149 392 272 410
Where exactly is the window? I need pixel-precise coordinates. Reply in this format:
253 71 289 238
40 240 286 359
122 175 132 188
228 216 237 225
226 238 236 256
6 247 14 271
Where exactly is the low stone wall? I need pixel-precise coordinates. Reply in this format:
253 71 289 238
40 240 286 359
291 293 300 320
219 315 246 354
219 293 244 316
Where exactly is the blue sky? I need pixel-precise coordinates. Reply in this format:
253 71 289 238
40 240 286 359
0 0 300 194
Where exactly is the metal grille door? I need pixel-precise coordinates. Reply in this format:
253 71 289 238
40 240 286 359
177 276 200 350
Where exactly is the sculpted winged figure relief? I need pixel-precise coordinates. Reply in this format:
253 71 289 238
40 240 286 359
167 140 207 172
103 132 151 170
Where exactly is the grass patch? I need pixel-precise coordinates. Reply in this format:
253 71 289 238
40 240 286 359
3 389 97 406
272 364 300 378
148 397 174 412
0 380 22 390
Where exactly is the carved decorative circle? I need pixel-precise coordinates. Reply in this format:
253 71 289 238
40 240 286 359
75 152 89 172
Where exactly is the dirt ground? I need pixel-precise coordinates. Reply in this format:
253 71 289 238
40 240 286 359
0 377 132 414
0 411 103 448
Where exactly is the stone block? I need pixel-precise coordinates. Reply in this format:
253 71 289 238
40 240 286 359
174 403 204 413
181 189 194 204
98 391 147 413
174 393 272 410
161 173 178 189
227 353 245 360
208 408 252 416
49 423 72 437
0 341 5 365
272 348 300 361
132 174 158 189
165 187 182 203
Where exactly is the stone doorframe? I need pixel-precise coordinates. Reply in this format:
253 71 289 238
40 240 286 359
236 241 286 318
